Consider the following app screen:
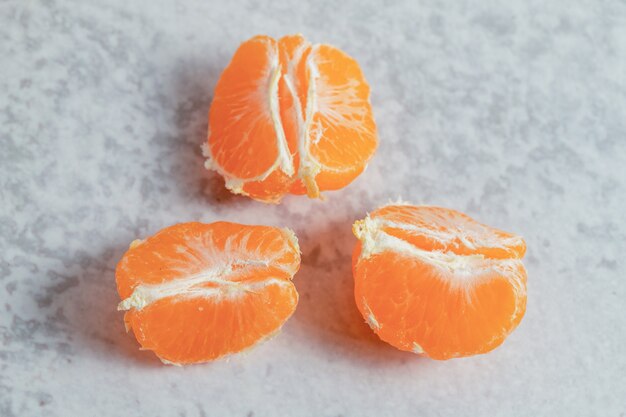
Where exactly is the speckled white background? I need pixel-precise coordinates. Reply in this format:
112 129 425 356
1 0 625 416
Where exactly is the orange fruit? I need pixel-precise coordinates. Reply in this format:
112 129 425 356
203 34 378 203
352 203 527 360
116 221 300 364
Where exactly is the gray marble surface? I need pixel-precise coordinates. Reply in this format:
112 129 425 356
1 0 625 416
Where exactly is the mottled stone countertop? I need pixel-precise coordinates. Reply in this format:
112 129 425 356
1 1 625 416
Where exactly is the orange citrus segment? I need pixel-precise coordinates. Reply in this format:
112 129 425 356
116 222 300 364
124 280 297 365
306 44 377 171
206 34 377 202
371 205 526 259
352 204 527 360
208 36 293 184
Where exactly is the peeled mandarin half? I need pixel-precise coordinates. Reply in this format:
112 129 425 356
352 204 527 360
116 222 300 365
204 34 378 203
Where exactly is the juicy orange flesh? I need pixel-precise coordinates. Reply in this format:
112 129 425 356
116 222 300 364
207 34 378 202
307 45 377 170
117 221 298 295
126 283 297 365
372 205 526 259
209 36 281 179
353 205 527 360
